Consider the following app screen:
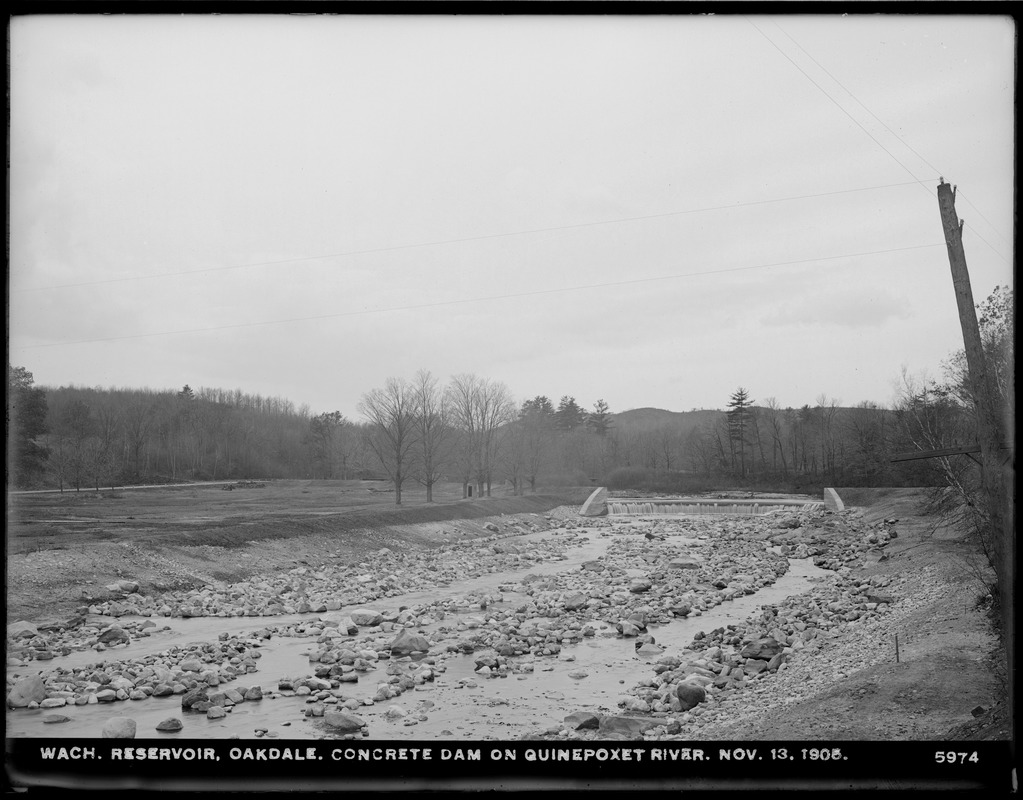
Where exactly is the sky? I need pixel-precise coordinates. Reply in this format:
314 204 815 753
8 13 1016 420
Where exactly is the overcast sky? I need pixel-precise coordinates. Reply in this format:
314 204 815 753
9 13 1015 420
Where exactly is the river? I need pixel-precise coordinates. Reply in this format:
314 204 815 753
6 525 830 740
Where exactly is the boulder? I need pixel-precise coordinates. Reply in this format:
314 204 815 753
349 609 384 627
321 614 360 636
563 593 589 611
739 637 784 660
105 580 141 594
181 687 208 711
7 621 39 640
7 675 47 708
628 579 653 594
101 717 137 739
156 717 184 732
563 711 602 730
323 711 366 734
675 682 706 711
598 715 660 738
97 627 130 646
389 628 430 656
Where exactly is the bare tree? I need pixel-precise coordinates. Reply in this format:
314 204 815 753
358 377 417 505
410 370 452 502
763 397 789 476
123 392 157 481
445 374 516 497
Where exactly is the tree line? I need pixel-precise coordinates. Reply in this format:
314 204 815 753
8 287 1012 510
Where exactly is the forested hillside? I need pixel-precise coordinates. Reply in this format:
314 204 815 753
6 287 1011 501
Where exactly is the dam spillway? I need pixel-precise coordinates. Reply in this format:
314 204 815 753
606 497 822 516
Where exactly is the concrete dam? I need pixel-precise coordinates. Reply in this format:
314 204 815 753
578 487 840 518
605 496 823 516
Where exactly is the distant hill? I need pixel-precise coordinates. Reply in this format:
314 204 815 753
611 407 723 435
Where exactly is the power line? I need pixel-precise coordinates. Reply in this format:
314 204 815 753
17 242 945 350
746 17 928 187
13 179 936 294
773 21 1012 263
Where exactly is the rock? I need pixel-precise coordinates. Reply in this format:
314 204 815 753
323 711 366 734
105 580 140 594
628 578 653 594
97 627 130 646
564 711 602 730
7 675 47 708
598 715 660 738
866 593 895 605
321 614 360 635
207 706 227 719
42 715 72 724
563 593 589 611
181 687 208 710
389 629 430 656
384 706 407 720
156 717 184 732
635 642 663 657
675 683 706 711
485 523 500 532
739 637 784 660
102 717 137 739
766 653 786 671
863 550 888 565
243 686 263 701
349 609 384 627
7 621 39 640
668 558 702 570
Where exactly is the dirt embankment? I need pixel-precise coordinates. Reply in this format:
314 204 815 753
699 486 1010 742
6 484 589 625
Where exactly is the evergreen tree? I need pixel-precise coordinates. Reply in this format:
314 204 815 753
520 395 555 419
555 396 585 432
587 399 613 436
8 365 50 487
727 387 753 478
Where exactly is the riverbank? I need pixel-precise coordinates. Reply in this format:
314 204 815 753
5 486 1009 741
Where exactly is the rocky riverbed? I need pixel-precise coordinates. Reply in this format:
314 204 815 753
6 494 1005 741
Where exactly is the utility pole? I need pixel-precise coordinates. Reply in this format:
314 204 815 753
936 179 1013 737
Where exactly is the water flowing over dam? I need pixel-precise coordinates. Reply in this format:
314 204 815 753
607 496 822 516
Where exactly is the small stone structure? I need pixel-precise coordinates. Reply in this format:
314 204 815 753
823 488 845 512
579 486 608 517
